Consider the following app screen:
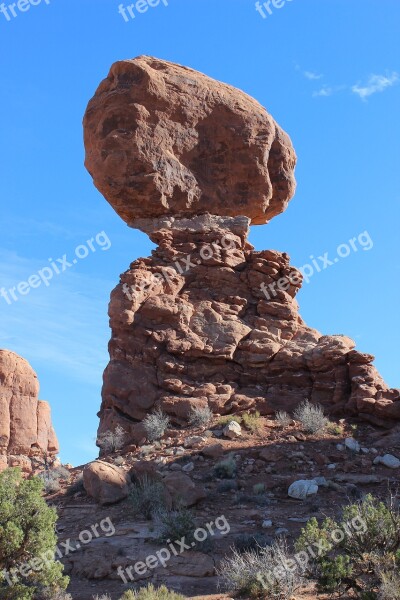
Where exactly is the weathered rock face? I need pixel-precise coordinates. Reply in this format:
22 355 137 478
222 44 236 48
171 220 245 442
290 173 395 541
83 57 399 446
0 350 59 472
97 215 400 442
83 55 296 226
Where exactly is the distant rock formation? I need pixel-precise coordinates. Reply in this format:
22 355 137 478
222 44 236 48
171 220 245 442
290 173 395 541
0 350 59 472
83 56 400 446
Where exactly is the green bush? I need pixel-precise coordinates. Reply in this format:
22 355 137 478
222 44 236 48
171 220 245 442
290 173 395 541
213 455 236 479
0 468 68 600
119 585 185 600
157 508 195 544
242 411 262 433
295 493 400 597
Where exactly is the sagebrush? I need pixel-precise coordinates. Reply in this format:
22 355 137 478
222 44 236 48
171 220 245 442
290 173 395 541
143 410 170 442
294 400 328 434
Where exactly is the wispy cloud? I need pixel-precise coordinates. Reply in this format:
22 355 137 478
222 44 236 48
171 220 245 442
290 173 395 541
312 84 347 98
313 86 333 98
351 72 399 101
304 70 323 81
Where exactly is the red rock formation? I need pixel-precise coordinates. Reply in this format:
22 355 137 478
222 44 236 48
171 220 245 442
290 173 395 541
83 55 296 226
0 350 59 472
82 57 399 446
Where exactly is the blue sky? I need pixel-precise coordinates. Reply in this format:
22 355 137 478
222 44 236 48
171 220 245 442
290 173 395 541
0 0 399 466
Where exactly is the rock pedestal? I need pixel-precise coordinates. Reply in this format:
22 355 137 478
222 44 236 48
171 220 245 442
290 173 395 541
83 56 399 447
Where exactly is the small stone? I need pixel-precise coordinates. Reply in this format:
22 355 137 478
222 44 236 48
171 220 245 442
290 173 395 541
182 462 195 473
223 421 242 439
373 454 400 469
361 447 370 454
345 438 360 453
288 479 319 500
327 463 337 470
262 519 273 528
336 444 345 451
184 436 206 449
170 463 182 471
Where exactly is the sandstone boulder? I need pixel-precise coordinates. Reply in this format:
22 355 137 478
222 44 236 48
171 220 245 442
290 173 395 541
84 56 296 227
163 471 206 507
83 460 130 505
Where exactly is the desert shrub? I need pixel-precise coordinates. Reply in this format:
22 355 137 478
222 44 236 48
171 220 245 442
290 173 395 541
143 410 170 442
51 466 70 480
129 475 167 520
242 411 262 433
275 411 291 427
325 421 344 435
217 415 241 427
0 468 68 600
213 455 236 479
37 471 62 495
188 405 213 428
253 483 265 495
37 466 70 495
295 493 400 597
379 569 400 599
218 538 304 599
121 585 185 600
157 508 196 543
293 400 328 434
119 593 135 600
41 592 73 600
66 474 85 497
97 425 126 453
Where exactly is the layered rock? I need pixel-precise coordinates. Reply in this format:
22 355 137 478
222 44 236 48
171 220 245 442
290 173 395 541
82 57 400 446
0 350 59 472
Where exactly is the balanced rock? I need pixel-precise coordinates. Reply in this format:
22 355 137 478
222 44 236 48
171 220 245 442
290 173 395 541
83 57 400 448
84 55 296 227
0 350 59 472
